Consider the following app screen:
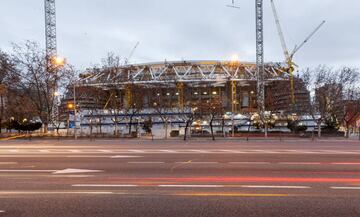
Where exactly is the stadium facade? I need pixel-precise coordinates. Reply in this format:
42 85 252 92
62 60 310 137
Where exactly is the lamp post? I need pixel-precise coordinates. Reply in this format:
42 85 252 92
73 82 77 140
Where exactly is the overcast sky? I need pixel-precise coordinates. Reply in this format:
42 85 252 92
0 0 359 71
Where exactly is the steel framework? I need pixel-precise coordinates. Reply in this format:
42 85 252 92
44 0 57 59
79 60 287 88
255 0 265 114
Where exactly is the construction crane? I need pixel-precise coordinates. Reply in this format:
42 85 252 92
227 0 241 9
226 0 265 117
124 41 140 65
270 0 325 104
44 0 57 63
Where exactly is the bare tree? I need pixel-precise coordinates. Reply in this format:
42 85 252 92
124 84 145 136
302 66 359 137
197 97 224 141
151 88 174 139
0 50 19 133
11 41 74 133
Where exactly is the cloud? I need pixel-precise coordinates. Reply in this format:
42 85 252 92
0 0 359 70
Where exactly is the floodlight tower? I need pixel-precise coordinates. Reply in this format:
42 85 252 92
45 0 57 62
255 0 265 115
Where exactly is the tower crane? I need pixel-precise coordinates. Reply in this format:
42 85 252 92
270 0 325 104
227 0 265 116
124 41 140 65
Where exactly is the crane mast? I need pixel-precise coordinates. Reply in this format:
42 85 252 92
44 0 57 61
255 0 265 115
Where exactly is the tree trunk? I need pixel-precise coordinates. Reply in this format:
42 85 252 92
128 115 133 135
264 123 268 138
165 119 168 139
184 119 191 141
43 123 49 134
114 116 118 137
346 124 350 138
222 118 225 138
317 121 322 138
210 117 215 141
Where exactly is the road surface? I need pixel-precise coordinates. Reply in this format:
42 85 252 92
0 139 360 217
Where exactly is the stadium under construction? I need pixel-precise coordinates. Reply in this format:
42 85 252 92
62 60 311 138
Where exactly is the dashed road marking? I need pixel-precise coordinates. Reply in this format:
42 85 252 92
98 150 113 153
73 184 138 187
330 187 360 190
0 162 18 165
278 162 322 165
159 185 224 188
241 185 311 189
229 162 271 165
128 162 164 164
128 150 145 153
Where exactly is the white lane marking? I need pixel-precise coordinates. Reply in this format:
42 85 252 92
251 150 280 154
53 168 103 174
110 155 143 158
73 184 138 187
39 150 50 153
8 149 19 153
67 156 111 158
229 162 271 165
241 185 311 189
330 187 360 190
0 169 56 173
128 162 164 164
189 150 211 153
220 150 247 153
0 162 18 165
331 163 360 165
159 150 177 153
0 191 114 195
69 150 81 153
0 210 5 213
190 162 219 164
128 150 145 153
278 162 322 165
98 150 113 153
159 185 224 188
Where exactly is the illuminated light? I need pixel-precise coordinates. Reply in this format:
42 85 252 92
175 92 179 96
194 92 199 95
250 91 255 94
67 103 74 109
54 91 60 96
157 93 160 96
23 118 28 123
203 92 208 95
52 56 65 66
212 91 218 95
230 54 239 62
166 93 171 96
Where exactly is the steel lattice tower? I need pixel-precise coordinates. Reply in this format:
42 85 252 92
44 0 57 60
255 0 265 114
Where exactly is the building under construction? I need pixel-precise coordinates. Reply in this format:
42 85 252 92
62 60 310 137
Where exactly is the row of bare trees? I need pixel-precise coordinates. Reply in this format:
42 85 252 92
0 41 75 133
301 66 360 137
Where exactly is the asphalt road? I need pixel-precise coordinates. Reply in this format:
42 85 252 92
0 138 360 217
